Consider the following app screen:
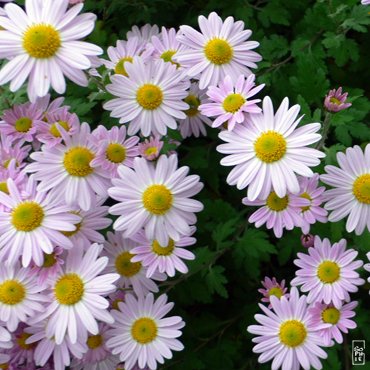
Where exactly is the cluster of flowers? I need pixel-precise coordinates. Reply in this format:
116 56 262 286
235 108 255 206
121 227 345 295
249 236 369 370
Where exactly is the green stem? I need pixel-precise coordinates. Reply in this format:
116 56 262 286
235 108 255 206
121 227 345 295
316 111 332 150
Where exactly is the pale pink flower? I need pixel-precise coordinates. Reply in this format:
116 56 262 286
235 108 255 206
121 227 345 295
138 136 164 161
324 87 351 112
0 134 31 170
258 277 289 308
301 234 315 248
0 325 12 364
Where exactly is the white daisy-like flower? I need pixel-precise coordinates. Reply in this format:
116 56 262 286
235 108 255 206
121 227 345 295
109 154 204 246
34 244 119 345
103 57 190 136
103 231 166 297
321 144 370 235
0 263 46 331
217 96 325 200
26 122 111 211
0 0 102 101
107 293 185 370
0 177 80 267
175 11 262 89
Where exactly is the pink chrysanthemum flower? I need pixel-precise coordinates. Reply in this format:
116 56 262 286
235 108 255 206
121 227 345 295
247 287 328 370
308 301 357 346
25 320 87 370
301 234 315 248
104 57 190 136
0 263 46 331
175 12 262 89
109 154 204 246
103 231 166 297
8 323 36 368
324 87 352 113
0 325 12 364
0 134 31 170
217 96 325 200
103 37 145 77
258 277 289 308
200 74 264 130
362 0 370 4
138 136 164 161
107 293 185 370
178 82 212 138
0 0 103 101
291 237 365 308
0 102 43 143
321 144 370 235
61 200 112 249
29 247 64 287
26 122 111 211
0 163 26 197
127 24 160 45
35 244 119 345
35 108 80 148
33 94 69 118
91 125 139 177
71 323 121 370
0 178 79 267
242 190 309 238
130 227 196 278
296 174 328 234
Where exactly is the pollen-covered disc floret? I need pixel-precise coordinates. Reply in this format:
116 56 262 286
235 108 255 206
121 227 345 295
0 264 45 331
107 293 185 370
0 178 80 267
243 190 309 238
109 155 203 246
0 0 103 101
36 244 119 345
103 231 166 297
26 122 110 211
321 144 370 235
291 236 364 308
175 12 262 89
308 301 358 346
200 74 264 131
103 57 190 136
247 287 328 370
217 96 324 200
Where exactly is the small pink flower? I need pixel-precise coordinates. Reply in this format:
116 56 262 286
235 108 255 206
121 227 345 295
309 301 357 346
361 0 370 5
33 94 69 117
258 277 289 308
0 134 31 170
301 234 315 248
9 323 37 368
138 136 164 161
324 87 352 112
200 74 264 131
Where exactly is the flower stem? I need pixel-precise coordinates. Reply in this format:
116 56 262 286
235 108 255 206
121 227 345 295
316 111 332 150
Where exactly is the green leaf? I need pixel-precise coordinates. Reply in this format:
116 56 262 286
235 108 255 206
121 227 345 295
205 265 228 298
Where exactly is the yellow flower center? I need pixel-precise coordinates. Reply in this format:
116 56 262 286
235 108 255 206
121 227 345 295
23 24 61 59
136 84 163 110
204 38 233 65
142 184 173 215
300 192 312 212
279 320 307 347
42 252 57 268
106 143 126 164
63 147 95 177
184 94 200 117
254 131 287 163
15 117 32 133
0 182 9 194
322 307 340 325
0 364 8 370
49 120 69 138
268 287 284 299
11 201 44 232
152 239 175 256
317 261 340 284
17 332 36 350
54 273 84 305
112 298 124 310
353 174 370 204
114 57 133 76
329 97 342 105
144 147 159 156
0 280 26 305
131 317 158 344
87 334 103 349
222 93 245 113
266 192 289 212
115 251 141 277
160 50 180 67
